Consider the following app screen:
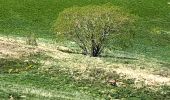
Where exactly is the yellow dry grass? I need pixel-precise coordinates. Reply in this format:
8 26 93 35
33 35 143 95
0 35 169 86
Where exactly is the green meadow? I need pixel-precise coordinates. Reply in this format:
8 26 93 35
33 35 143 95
0 0 170 99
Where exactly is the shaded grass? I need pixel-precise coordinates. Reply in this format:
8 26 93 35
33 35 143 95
0 58 39 74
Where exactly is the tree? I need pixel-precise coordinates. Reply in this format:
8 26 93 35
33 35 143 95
54 4 136 57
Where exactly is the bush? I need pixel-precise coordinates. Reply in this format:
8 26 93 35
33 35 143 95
26 32 38 46
54 4 136 57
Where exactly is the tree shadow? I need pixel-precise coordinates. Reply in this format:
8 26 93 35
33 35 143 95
57 48 82 54
100 55 138 60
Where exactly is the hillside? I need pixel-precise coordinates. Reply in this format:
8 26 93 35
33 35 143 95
1 0 170 61
0 0 170 99
0 35 170 99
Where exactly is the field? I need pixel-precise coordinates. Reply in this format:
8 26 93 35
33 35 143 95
0 0 170 99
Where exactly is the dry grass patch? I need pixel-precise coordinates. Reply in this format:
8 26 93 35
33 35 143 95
0 35 170 87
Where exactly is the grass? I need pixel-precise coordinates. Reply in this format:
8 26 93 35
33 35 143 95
0 74 94 100
0 37 169 99
1 0 169 36
0 53 95 100
0 0 166 62
0 0 170 99
0 55 169 99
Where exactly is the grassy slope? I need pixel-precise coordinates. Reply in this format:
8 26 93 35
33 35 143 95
1 0 169 36
0 0 170 62
0 36 170 100
0 0 170 99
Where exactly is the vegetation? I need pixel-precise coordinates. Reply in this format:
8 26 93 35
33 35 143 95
0 0 170 99
54 4 136 57
1 0 169 61
26 32 38 46
0 50 169 100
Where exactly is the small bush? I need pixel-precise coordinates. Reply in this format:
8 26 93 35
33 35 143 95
54 4 136 57
26 32 38 46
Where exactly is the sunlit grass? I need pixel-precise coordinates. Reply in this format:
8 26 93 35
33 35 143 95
0 0 170 99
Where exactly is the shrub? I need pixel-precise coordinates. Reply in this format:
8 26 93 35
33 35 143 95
54 4 136 57
26 32 38 46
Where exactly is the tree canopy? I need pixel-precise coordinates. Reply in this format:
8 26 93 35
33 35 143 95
54 4 136 57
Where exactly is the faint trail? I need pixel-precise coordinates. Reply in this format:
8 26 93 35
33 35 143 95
108 65 170 86
0 35 170 86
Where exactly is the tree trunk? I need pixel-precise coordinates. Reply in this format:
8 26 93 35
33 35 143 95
91 36 101 57
82 48 88 55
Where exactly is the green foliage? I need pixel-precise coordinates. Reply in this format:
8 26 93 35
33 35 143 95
54 4 136 56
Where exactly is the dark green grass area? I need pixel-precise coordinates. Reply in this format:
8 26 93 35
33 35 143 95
1 0 169 37
1 0 170 62
0 58 39 74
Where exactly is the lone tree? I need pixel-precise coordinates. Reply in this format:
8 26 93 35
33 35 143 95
54 4 136 57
